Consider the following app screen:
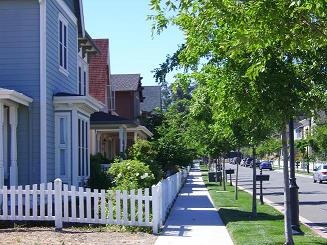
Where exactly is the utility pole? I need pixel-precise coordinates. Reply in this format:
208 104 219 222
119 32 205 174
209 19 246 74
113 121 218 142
289 118 302 234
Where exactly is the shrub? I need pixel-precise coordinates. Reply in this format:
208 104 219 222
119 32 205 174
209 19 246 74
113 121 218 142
108 159 155 190
87 153 112 190
128 139 163 182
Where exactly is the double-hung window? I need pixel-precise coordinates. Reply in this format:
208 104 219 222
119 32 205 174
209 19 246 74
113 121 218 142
59 14 68 74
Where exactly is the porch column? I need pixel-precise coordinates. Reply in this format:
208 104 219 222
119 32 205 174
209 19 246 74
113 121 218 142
9 105 18 187
124 129 128 151
119 127 124 153
0 102 4 188
90 129 97 155
134 131 138 143
96 131 101 154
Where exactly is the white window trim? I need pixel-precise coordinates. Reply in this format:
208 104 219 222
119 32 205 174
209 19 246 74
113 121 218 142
55 112 71 184
58 13 69 76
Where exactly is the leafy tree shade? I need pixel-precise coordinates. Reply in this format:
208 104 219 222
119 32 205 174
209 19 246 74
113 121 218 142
150 1 327 243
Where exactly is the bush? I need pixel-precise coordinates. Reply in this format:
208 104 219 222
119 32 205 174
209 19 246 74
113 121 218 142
87 153 112 190
128 139 163 182
108 159 155 190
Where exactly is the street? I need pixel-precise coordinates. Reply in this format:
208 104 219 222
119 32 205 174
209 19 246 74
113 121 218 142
225 163 327 237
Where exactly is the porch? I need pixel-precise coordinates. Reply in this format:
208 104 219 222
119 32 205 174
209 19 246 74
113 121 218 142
90 111 153 160
0 89 33 188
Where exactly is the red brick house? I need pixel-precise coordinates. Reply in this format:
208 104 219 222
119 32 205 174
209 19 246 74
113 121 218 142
89 39 152 160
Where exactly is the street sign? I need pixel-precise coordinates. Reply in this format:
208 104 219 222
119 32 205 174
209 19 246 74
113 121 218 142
256 175 270 181
225 169 235 175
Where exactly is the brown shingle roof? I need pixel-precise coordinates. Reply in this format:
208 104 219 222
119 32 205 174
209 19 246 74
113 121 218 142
111 74 141 91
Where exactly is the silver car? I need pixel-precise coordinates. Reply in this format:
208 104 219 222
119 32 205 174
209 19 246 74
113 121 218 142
313 164 327 183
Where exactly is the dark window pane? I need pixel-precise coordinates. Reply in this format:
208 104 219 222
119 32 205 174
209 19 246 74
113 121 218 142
64 48 67 69
83 71 86 95
59 44 63 66
64 25 67 46
59 21 62 43
79 67 82 94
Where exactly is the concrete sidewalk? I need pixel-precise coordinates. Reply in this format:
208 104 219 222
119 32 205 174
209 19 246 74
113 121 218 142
155 165 234 245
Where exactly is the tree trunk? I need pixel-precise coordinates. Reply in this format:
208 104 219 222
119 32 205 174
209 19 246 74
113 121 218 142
235 157 239 200
281 125 294 245
252 147 257 217
222 157 226 191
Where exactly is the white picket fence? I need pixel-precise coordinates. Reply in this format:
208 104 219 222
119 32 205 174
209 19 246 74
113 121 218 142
0 166 190 233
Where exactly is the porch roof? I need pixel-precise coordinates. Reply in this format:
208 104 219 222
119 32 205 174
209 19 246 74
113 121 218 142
53 93 104 114
0 88 33 106
90 111 136 125
90 112 153 137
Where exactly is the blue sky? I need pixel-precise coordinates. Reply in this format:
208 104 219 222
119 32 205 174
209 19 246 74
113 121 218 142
83 0 184 86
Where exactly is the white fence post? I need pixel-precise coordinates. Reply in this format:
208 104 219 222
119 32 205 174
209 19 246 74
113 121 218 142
152 184 160 234
54 179 63 231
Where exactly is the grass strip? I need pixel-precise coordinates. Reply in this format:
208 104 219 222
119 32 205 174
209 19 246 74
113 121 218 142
201 165 327 245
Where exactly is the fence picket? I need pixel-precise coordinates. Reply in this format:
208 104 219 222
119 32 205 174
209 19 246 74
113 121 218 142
3 186 8 219
115 190 121 225
86 188 91 222
63 185 69 221
137 189 143 225
40 183 45 219
71 186 76 220
47 183 52 219
107 190 113 223
100 189 106 223
122 190 128 224
78 187 84 221
144 188 150 225
130 189 135 225
10 186 15 220
32 184 37 219
25 185 30 219
94 189 99 223
18 186 23 219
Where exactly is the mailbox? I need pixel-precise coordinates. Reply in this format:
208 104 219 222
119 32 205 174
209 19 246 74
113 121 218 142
256 175 270 181
225 169 235 175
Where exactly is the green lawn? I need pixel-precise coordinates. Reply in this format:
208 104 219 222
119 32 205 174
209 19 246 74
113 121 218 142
201 165 327 245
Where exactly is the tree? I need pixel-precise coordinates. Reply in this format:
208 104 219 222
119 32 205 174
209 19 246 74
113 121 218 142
150 1 327 243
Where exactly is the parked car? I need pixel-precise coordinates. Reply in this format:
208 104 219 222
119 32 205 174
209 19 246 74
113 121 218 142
241 158 247 166
313 164 327 183
250 159 261 168
259 161 273 170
